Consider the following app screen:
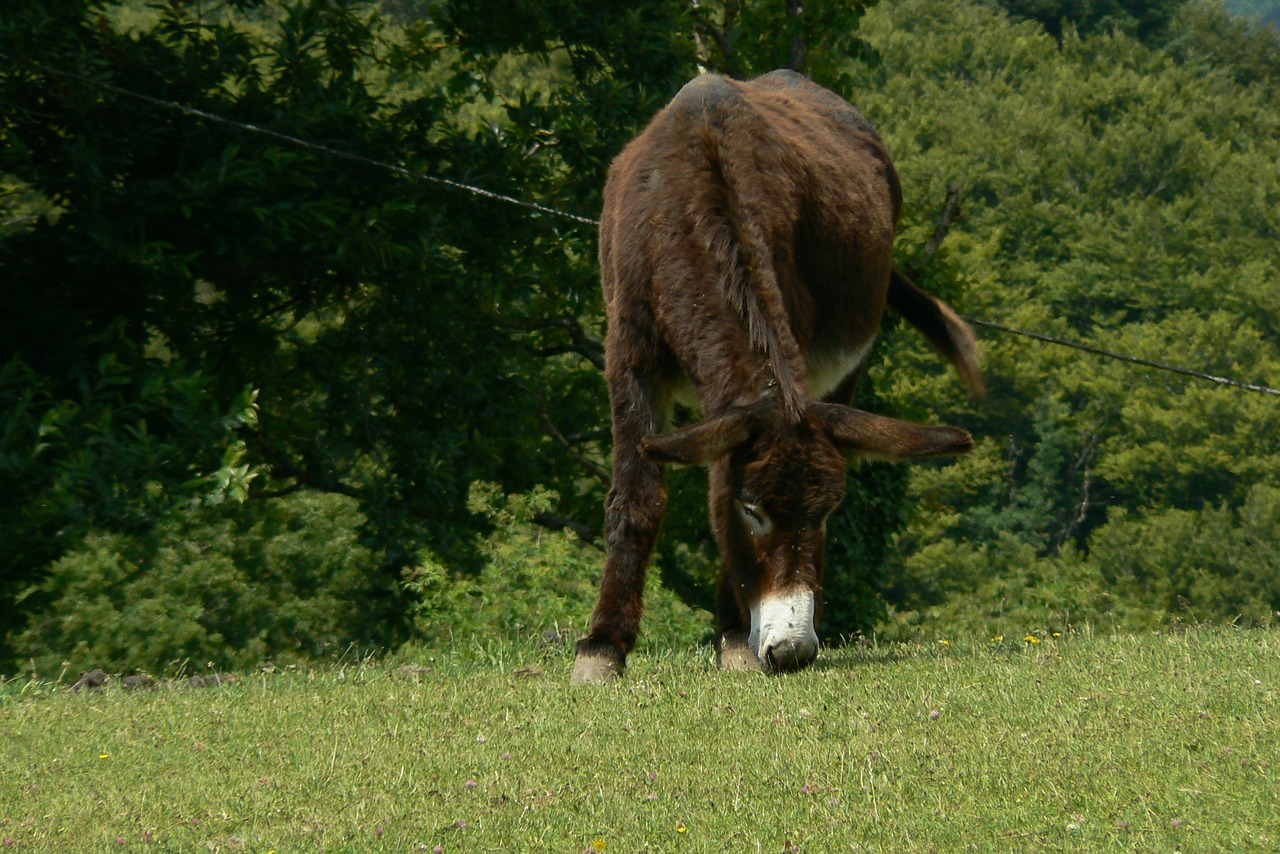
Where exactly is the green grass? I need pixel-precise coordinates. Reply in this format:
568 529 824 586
3 628 1279 852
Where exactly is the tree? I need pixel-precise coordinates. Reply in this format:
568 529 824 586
852 0 1280 638
980 0 1186 41
2 0 903 671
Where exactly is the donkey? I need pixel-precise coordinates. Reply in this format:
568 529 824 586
572 70 984 684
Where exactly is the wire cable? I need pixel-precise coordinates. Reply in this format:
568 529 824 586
964 317 1280 396
3 53 599 228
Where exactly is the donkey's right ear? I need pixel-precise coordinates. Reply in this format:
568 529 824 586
639 409 753 466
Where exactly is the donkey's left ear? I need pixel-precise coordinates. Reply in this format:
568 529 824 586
811 402 974 461
639 409 753 466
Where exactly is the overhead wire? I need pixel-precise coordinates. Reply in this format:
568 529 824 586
963 317 1280 396
1 53 597 228
6 53 1279 396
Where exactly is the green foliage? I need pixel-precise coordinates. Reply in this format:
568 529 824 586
981 0 1186 41
1166 1 1280 92
884 485 1280 640
1223 0 1280 25
0 327 262 654
883 535 1127 640
819 462 900 638
851 0 1280 640
404 483 711 649
0 0 634 667
820 362 913 639
5 0 1280 671
11 492 390 677
1092 484 1280 625
1 0 914 671
688 0 880 84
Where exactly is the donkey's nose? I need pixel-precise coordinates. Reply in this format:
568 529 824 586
752 589 819 673
762 636 818 673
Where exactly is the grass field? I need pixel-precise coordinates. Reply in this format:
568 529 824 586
2 628 1278 852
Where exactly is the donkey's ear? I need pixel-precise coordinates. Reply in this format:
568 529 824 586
639 409 753 466
811 402 974 461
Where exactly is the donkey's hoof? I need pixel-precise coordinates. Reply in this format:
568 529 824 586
571 640 626 685
717 630 764 672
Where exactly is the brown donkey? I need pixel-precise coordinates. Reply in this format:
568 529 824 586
572 71 983 684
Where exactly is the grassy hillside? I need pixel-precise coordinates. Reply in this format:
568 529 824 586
3 628 1277 851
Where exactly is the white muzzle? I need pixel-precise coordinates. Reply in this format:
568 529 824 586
749 589 819 672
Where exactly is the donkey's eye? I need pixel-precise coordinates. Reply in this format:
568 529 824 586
736 500 772 536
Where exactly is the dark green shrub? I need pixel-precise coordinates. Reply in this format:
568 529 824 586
403 483 711 651
880 486 1280 642
882 533 1131 641
1091 485 1280 626
12 492 386 677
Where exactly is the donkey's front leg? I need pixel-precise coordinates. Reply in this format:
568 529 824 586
572 380 667 684
707 459 764 672
715 577 763 672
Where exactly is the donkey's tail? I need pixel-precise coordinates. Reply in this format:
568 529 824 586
888 268 986 396
688 80 808 423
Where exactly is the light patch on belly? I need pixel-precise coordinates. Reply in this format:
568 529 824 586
806 338 876 401
654 378 699 432
666 376 700 411
658 337 874 420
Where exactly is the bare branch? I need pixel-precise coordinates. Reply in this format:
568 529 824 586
531 343 605 371
492 313 605 371
248 430 365 503
922 182 962 265
517 382 611 484
249 482 307 500
565 428 611 444
690 0 742 77
538 406 610 483
786 0 808 74
1060 432 1104 547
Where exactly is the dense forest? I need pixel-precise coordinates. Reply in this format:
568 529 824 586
2 0 1278 677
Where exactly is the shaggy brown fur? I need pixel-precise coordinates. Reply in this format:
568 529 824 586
573 71 982 684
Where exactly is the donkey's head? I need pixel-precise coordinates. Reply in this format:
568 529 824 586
642 399 973 672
